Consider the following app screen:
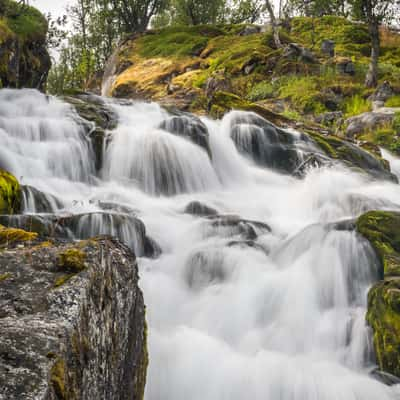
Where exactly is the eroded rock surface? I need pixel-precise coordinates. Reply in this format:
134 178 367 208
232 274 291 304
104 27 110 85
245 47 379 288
0 236 148 400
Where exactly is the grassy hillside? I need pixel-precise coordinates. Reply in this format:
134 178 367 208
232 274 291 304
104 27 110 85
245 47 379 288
108 16 400 120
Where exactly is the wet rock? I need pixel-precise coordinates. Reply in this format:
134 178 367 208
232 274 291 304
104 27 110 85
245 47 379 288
321 39 335 57
0 236 148 399
185 249 227 290
0 169 21 214
63 93 118 172
371 369 400 386
357 211 400 378
308 131 397 183
346 110 395 138
227 240 270 255
21 186 63 213
159 113 212 158
229 112 319 174
204 215 271 241
184 201 218 217
0 212 161 259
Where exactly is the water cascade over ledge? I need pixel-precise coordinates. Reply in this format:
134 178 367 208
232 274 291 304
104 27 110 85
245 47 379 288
1 89 400 399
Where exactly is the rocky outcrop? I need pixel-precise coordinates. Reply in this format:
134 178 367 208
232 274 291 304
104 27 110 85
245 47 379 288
63 93 118 172
159 113 212 158
0 211 161 258
346 109 397 138
357 211 400 378
0 169 21 214
0 1 50 90
0 234 148 400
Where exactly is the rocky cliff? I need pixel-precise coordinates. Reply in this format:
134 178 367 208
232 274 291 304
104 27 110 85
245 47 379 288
0 0 50 90
0 233 147 400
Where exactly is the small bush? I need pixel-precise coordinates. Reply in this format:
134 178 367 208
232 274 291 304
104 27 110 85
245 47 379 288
247 81 275 101
343 94 371 117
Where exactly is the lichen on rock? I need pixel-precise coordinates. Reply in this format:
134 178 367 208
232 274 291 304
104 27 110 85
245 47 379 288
0 236 148 399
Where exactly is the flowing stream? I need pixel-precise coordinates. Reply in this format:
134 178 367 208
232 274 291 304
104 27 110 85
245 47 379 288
1 88 400 399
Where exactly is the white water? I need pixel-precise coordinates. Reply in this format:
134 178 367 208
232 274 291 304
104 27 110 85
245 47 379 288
1 89 400 399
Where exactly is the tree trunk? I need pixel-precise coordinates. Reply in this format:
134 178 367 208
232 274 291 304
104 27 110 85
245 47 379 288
265 0 282 49
365 20 380 88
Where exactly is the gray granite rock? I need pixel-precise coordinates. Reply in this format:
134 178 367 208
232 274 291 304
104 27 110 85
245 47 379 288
0 236 147 400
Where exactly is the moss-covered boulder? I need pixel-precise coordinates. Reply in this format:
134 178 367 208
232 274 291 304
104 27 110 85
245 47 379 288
0 169 21 214
0 236 148 399
357 211 400 277
356 211 400 378
0 0 50 90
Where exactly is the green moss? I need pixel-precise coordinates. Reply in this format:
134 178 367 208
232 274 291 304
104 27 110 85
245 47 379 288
0 272 11 282
137 29 209 58
0 169 21 214
50 358 66 399
54 274 75 288
0 224 37 246
57 248 87 273
357 211 400 277
1 0 47 41
366 279 400 377
385 95 400 108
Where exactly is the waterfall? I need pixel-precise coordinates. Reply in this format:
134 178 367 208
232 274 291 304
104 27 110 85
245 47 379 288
1 89 400 399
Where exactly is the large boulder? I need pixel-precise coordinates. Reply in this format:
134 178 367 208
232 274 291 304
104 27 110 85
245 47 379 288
0 169 21 214
0 235 148 399
357 211 400 378
346 110 396 138
159 113 212 158
63 93 118 172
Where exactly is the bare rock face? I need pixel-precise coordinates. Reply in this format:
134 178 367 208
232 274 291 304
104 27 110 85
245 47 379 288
0 236 147 400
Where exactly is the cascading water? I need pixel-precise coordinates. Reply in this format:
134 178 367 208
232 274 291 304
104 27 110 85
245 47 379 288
1 88 400 399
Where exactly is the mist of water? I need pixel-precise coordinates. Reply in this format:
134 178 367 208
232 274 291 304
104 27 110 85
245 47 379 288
1 89 400 399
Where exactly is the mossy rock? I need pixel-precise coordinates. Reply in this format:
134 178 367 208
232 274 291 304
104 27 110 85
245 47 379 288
357 211 400 278
357 211 400 378
366 279 400 378
0 169 21 214
57 248 87 273
211 91 291 125
0 224 38 247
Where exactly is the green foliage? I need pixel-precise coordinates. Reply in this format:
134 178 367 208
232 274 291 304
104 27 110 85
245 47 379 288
247 81 275 101
0 169 20 215
343 94 372 117
0 0 47 41
385 96 400 108
278 75 326 114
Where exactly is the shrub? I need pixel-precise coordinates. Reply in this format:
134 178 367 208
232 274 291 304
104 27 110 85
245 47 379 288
343 94 371 117
247 81 275 101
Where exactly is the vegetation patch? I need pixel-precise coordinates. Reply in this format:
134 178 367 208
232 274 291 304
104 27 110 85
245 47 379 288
57 248 87 273
0 225 37 246
0 169 21 214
